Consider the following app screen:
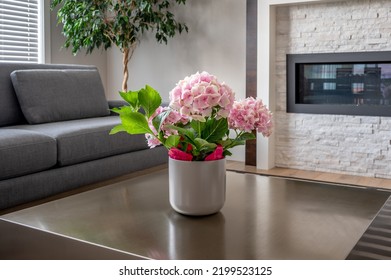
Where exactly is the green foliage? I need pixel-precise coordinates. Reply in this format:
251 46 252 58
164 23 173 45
202 118 228 143
138 85 162 118
152 109 170 134
119 91 140 110
110 85 159 136
51 0 188 55
194 138 216 154
165 135 181 148
51 0 188 91
110 111 153 135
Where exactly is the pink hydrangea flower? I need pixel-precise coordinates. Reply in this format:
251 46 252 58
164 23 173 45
139 72 273 160
168 71 235 120
145 106 189 148
146 133 162 148
228 97 273 137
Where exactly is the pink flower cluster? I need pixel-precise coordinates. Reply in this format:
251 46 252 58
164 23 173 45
168 145 224 161
204 145 224 161
169 71 235 120
168 148 193 161
146 106 188 148
143 71 273 156
228 97 273 137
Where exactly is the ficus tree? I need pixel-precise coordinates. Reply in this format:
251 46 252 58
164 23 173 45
51 0 188 92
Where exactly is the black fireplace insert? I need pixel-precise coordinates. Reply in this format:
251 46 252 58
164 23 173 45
287 51 391 116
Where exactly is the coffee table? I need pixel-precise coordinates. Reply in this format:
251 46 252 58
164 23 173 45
1 168 389 260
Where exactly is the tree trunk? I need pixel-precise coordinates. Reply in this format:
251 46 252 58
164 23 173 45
122 47 130 92
121 44 138 92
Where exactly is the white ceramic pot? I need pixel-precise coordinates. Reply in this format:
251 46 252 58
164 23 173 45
169 157 226 216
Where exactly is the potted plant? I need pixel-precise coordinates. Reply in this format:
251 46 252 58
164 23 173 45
51 0 188 91
111 72 273 215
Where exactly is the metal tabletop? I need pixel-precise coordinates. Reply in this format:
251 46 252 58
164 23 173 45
1 170 389 260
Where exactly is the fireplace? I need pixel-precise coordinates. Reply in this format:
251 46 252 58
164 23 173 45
287 51 391 116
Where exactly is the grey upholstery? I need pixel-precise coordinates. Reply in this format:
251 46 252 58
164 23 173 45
0 129 57 180
0 62 168 211
0 63 97 127
108 100 129 116
108 100 128 109
11 117 149 166
0 146 168 210
10 69 109 124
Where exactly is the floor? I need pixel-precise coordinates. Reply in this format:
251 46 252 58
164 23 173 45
226 161 391 192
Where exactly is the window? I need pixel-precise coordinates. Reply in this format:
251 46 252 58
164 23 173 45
0 0 43 63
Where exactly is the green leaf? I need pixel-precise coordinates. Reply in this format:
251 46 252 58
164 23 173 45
190 120 205 137
120 112 153 135
111 106 132 115
219 132 254 150
109 124 126 135
152 109 170 133
165 135 181 148
166 125 194 139
110 107 122 115
139 85 162 118
119 90 139 109
194 138 216 153
203 118 229 143
218 139 233 148
228 140 245 148
237 132 256 141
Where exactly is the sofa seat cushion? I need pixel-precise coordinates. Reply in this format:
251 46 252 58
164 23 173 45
0 129 57 180
12 116 149 167
10 69 110 124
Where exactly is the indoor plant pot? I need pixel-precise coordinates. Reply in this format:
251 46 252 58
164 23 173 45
169 157 226 216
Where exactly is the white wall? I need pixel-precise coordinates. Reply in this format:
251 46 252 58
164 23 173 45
273 0 391 179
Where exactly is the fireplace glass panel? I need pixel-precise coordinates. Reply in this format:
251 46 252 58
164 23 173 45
298 63 391 106
287 52 391 116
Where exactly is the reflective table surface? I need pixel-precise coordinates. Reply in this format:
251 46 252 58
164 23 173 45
1 170 389 259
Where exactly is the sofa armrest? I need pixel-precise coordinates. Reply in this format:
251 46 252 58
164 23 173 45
108 100 128 109
108 100 127 116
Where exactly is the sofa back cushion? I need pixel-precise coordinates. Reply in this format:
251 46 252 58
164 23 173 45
10 68 110 124
0 63 99 127
0 64 28 127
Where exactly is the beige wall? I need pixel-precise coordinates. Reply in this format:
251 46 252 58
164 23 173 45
106 0 246 102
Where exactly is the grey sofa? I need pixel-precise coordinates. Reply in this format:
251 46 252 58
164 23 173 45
0 63 167 211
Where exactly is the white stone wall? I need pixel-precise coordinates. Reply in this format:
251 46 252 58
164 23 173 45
275 0 391 179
